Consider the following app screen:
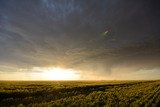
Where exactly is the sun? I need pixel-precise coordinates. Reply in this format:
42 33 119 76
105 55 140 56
32 67 80 80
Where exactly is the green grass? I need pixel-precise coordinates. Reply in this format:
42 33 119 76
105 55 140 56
0 80 160 107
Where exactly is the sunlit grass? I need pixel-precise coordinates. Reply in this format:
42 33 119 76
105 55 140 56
0 80 160 106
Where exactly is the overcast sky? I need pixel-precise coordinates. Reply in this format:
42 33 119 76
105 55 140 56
0 0 160 80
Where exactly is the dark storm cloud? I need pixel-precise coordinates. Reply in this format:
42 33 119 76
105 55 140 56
0 0 160 77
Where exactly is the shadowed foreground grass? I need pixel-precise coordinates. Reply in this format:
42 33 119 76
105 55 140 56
0 80 160 107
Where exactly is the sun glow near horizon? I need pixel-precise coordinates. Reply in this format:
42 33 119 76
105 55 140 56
33 67 80 80
0 67 81 80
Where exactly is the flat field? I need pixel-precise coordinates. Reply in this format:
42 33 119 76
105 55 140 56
0 80 160 107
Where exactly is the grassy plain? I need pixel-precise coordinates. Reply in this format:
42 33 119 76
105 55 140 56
0 80 160 107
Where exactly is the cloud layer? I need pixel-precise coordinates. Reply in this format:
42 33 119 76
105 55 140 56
0 0 160 79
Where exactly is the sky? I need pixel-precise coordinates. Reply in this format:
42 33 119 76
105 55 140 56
0 0 160 80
